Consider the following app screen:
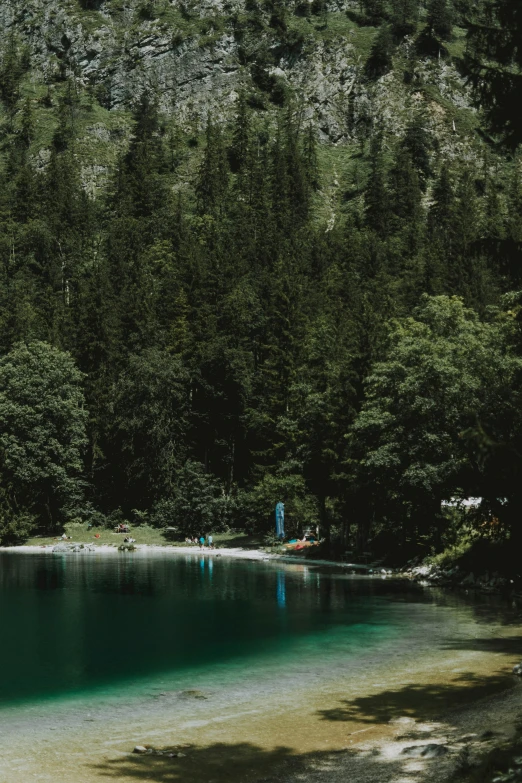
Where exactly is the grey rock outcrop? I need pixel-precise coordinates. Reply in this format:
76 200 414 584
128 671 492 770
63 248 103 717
0 0 475 145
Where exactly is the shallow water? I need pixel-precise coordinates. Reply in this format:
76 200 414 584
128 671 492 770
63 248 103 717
0 551 521 782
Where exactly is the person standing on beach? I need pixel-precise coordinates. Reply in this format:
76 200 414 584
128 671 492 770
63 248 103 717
207 533 213 549
199 535 205 549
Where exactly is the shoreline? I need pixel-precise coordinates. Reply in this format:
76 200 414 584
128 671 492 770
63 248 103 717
0 542 376 571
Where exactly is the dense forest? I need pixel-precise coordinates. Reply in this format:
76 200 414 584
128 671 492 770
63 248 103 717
0 0 521 558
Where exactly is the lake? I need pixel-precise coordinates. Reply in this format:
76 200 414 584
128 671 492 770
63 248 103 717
0 550 521 782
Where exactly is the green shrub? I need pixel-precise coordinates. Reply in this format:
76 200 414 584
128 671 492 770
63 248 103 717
150 462 228 535
0 502 35 545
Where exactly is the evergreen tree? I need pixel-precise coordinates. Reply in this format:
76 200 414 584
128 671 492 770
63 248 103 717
365 132 390 238
402 113 432 187
229 92 250 173
390 0 419 35
111 349 190 507
0 34 29 115
426 0 452 40
389 147 424 253
303 123 319 191
196 116 229 217
106 93 169 354
466 0 522 148
426 163 456 291
366 25 395 79
361 0 386 24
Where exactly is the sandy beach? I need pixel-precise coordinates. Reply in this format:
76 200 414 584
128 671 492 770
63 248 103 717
0 634 520 783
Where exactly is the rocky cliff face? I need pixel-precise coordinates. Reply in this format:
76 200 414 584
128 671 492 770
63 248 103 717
0 0 476 150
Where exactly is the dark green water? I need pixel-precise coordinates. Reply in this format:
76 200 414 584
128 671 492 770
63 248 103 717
0 551 513 710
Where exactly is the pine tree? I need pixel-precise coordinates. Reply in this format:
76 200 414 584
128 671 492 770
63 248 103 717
105 93 169 356
0 34 29 116
429 163 455 235
426 163 456 292
507 152 522 243
484 178 506 241
427 0 452 40
303 122 319 191
196 116 229 217
361 0 386 24
466 0 522 147
114 92 168 224
366 25 395 79
390 0 419 35
365 132 390 238
229 92 250 173
284 111 310 224
448 169 480 296
389 148 424 253
402 113 432 187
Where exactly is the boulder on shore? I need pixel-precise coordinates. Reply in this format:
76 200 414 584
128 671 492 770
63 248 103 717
52 543 96 553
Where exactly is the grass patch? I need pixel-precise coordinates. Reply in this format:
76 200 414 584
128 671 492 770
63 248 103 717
288 13 377 57
445 24 468 61
24 524 266 550
27 522 169 547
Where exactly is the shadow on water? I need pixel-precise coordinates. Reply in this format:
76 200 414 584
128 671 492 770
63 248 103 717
317 672 514 724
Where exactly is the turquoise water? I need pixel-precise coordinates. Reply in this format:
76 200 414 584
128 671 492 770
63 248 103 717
0 554 397 703
0 552 408 706
0 551 506 712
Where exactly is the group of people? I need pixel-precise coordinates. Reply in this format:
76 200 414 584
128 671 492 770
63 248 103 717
185 534 215 549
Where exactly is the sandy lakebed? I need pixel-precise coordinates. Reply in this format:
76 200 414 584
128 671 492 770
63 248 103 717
0 544 521 783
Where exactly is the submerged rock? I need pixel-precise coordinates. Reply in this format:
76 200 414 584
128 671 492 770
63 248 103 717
512 663 522 675
179 689 209 700
401 743 449 758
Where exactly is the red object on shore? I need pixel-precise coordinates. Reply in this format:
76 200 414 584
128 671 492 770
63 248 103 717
94 533 100 538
